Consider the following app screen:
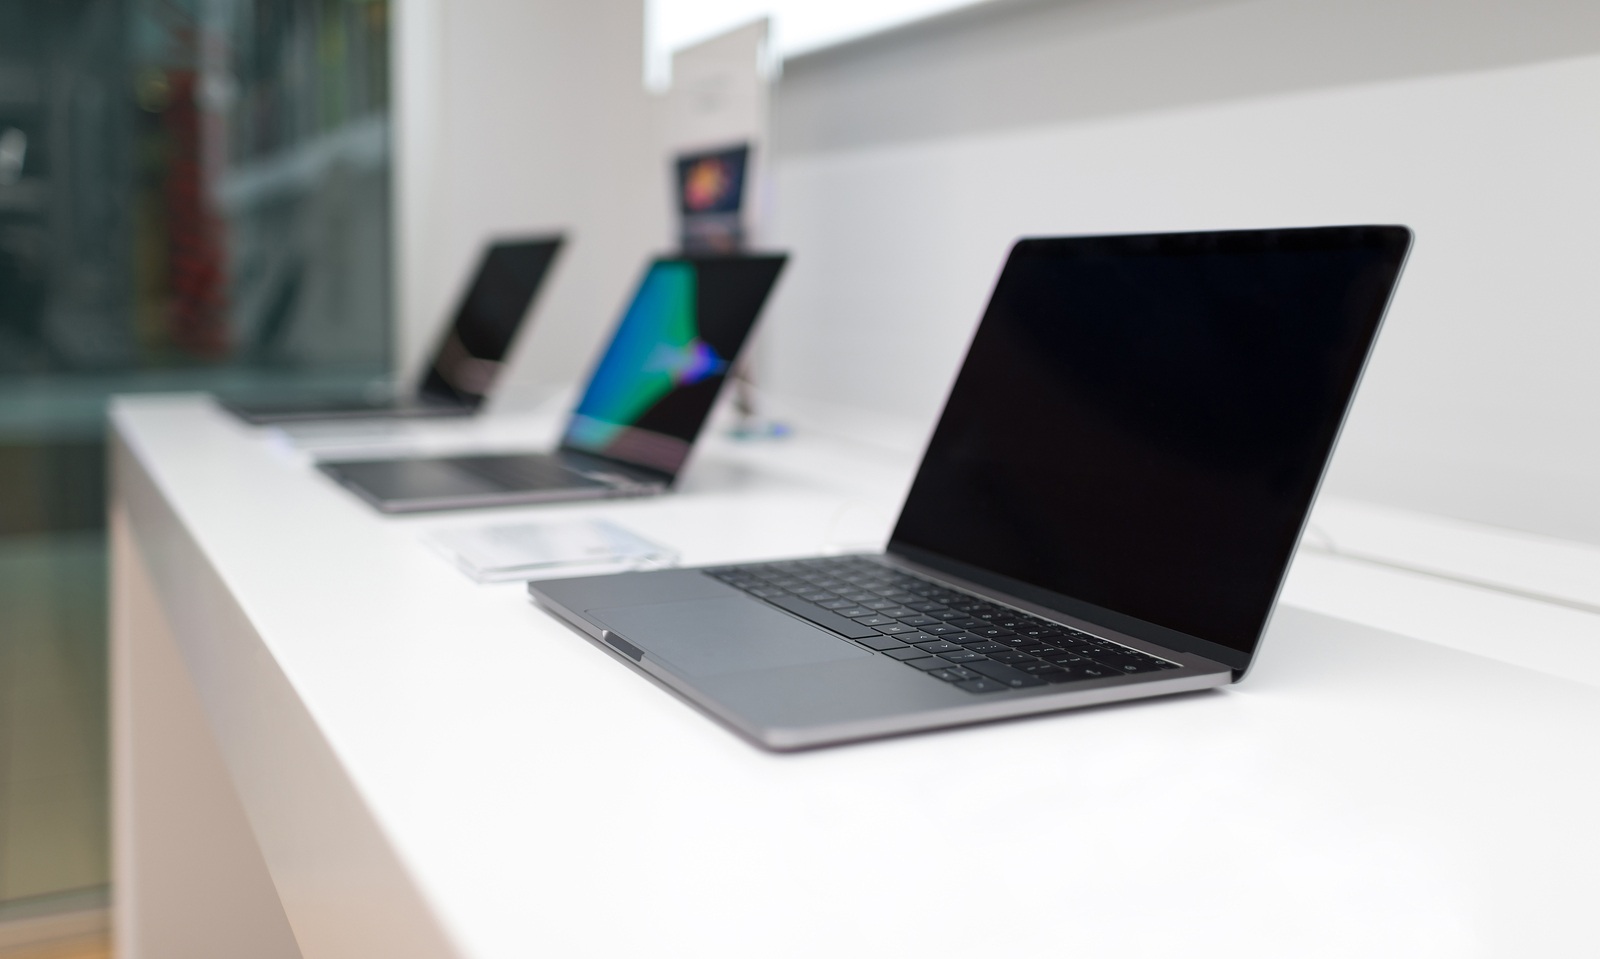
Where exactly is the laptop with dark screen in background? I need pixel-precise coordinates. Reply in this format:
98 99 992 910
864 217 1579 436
221 235 564 425
529 226 1412 750
316 252 787 513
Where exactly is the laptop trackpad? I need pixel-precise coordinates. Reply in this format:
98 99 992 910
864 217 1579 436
589 597 872 678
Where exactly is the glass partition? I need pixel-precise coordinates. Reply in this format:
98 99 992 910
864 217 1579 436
0 0 391 913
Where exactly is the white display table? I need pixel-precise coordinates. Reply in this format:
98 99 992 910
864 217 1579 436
110 395 1600 959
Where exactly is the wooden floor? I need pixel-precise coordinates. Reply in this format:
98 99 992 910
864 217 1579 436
0 890 110 959
0 932 109 959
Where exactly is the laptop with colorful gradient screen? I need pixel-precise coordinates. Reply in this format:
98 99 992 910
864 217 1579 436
317 253 787 513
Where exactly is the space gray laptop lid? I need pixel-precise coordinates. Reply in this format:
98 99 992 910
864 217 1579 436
884 225 1413 675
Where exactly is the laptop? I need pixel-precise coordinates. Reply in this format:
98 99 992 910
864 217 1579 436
221 235 564 424
317 252 788 513
529 225 1413 750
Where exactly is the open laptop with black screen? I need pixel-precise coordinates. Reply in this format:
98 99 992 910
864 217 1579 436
530 226 1413 750
222 235 564 425
317 253 787 513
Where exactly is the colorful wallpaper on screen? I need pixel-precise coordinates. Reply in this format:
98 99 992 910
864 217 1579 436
564 262 729 452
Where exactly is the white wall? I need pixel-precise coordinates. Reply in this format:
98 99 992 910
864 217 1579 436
394 0 669 412
762 0 1600 545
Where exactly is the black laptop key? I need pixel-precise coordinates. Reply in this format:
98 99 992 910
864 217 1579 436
1054 639 1099 654
966 660 1047 688
955 678 1008 694
1075 663 1122 680
760 593 884 639
964 641 1009 654
906 657 951 671
914 640 962 654
875 623 916 635
1053 664 1121 682
988 651 1037 665
1090 652 1166 674
920 623 963 636
929 667 980 682
855 635 910 652
897 615 939 627
855 615 895 627
884 647 930 661
836 607 876 619
938 650 985 664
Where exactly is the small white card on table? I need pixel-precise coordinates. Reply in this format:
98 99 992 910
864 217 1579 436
424 519 676 583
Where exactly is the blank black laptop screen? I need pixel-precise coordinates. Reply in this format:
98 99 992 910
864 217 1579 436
561 254 787 476
418 237 563 407
890 227 1410 660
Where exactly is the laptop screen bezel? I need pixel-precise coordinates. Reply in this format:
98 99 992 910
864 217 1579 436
884 226 1413 676
555 252 788 484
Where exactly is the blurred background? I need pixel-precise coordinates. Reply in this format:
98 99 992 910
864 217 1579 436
0 0 391 920
5 0 1600 950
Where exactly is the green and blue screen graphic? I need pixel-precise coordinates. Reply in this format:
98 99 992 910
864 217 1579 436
562 256 784 474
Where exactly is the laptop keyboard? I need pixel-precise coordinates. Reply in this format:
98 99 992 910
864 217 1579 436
704 556 1179 694
446 454 595 490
